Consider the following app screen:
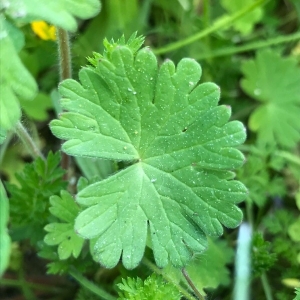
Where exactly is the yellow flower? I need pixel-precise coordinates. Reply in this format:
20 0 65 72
31 21 56 41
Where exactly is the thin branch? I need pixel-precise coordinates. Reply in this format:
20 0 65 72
154 0 268 55
14 121 45 160
69 267 117 300
261 272 274 300
182 268 205 300
57 27 72 81
56 27 72 174
196 31 300 60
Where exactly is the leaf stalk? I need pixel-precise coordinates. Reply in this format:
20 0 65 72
182 268 205 300
69 267 117 300
14 121 44 160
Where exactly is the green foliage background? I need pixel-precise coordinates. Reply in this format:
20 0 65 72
0 0 299 299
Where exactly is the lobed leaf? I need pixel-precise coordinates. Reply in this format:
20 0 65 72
44 191 84 260
117 273 181 300
50 38 247 269
241 50 300 149
6 152 66 243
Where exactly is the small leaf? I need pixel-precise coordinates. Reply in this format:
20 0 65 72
165 238 234 295
44 191 84 260
19 93 53 121
252 232 277 277
4 0 101 32
50 35 247 269
6 152 66 244
288 218 300 243
117 273 181 300
221 0 264 35
241 50 300 149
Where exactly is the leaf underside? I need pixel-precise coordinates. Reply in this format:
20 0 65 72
50 44 247 269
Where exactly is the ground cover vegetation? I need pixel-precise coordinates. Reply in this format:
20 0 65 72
0 0 300 299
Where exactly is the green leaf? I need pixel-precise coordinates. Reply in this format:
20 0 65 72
0 127 7 144
241 50 300 149
288 218 300 243
87 32 145 66
6 152 66 244
19 93 53 121
0 14 37 130
50 36 247 269
0 181 11 277
237 150 286 207
4 0 101 32
251 232 277 277
294 288 300 300
165 238 233 295
117 273 181 300
221 0 264 35
44 191 84 260
3 19 25 52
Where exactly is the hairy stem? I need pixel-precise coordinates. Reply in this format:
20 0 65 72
154 0 268 55
56 27 72 174
14 121 44 160
142 257 197 300
182 268 205 300
57 28 72 81
69 267 117 300
261 272 274 300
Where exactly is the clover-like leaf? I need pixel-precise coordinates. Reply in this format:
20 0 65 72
50 37 247 269
4 0 101 32
241 50 300 149
44 191 84 260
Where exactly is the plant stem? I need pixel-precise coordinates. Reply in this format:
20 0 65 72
57 28 72 81
0 278 62 292
154 0 268 55
18 268 37 300
182 268 205 300
14 121 44 160
196 31 300 60
261 272 274 300
142 257 197 300
69 267 117 300
56 27 72 173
